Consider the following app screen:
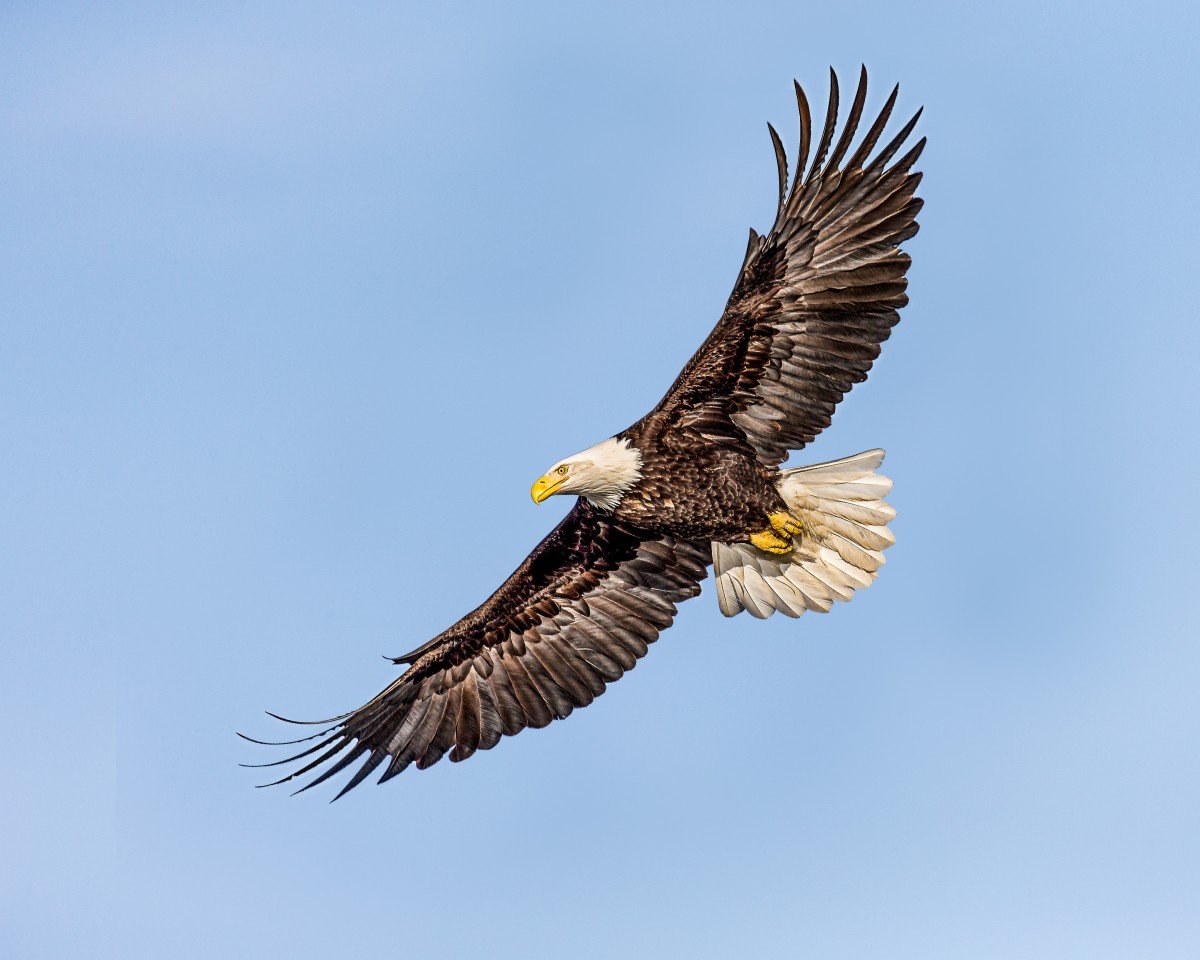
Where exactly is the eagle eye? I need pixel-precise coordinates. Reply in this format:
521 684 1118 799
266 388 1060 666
556 466 568 476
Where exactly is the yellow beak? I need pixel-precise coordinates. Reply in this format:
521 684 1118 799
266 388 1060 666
531 472 567 504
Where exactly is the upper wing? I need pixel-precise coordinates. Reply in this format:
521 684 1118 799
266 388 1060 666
650 67 925 466
243 500 708 798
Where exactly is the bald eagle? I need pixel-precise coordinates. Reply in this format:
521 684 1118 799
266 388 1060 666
244 68 924 798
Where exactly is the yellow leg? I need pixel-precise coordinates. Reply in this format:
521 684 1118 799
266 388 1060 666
749 528 793 555
769 511 803 538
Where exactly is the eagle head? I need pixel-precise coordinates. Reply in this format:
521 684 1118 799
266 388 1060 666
531 437 643 512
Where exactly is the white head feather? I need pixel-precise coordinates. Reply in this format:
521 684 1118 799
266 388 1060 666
541 437 643 511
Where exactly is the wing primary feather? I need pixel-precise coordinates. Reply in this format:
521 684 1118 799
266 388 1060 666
891 137 928 177
377 752 414 784
236 725 336 747
791 80 812 195
824 65 868 174
865 107 924 175
846 83 899 171
290 743 371 797
329 751 388 802
265 709 353 726
805 67 840 184
767 122 788 212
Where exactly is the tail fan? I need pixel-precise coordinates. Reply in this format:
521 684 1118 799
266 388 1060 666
712 449 895 618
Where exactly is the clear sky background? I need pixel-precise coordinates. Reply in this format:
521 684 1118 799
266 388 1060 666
3 2 1198 957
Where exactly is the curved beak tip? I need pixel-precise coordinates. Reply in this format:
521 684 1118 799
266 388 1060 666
530 474 562 504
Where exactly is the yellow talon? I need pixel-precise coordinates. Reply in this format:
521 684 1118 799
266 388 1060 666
750 528 793 555
769 511 803 538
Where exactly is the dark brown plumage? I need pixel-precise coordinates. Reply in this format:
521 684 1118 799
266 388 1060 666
243 67 923 797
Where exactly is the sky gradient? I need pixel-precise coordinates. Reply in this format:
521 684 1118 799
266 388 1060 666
3 2 1198 957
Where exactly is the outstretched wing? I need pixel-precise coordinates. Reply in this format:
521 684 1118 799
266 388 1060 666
243 501 708 798
651 67 925 466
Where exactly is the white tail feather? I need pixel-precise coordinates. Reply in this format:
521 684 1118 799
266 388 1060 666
712 449 895 619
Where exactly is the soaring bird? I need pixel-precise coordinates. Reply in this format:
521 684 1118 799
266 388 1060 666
244 67 924 798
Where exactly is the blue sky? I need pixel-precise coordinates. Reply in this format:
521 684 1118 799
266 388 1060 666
3 1 1198 957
